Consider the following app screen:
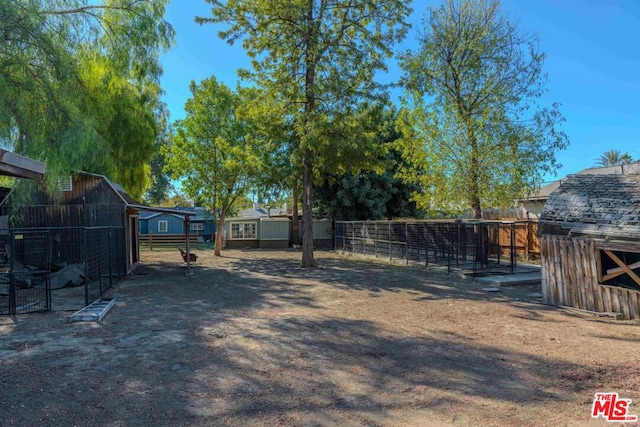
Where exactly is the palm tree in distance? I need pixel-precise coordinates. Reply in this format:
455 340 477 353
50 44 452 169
595 149 634 167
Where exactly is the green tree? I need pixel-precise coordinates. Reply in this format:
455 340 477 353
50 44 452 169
595 149 634 167
316 106 419 220
396 0 568 218
238 91 304 244
144 105 175 205
158 192 192 208
198 0 411 267
0 0 173 197
316 165 419 220
165 77 262 256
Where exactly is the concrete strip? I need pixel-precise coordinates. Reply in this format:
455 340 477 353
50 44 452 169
475 271 542 287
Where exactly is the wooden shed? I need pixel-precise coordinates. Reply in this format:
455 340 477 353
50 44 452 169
540 174 640 319
1 172 143 273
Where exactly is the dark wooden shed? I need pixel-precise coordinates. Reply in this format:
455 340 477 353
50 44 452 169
1 172 143 273
540 174 640 319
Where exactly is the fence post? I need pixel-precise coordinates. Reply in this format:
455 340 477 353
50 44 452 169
374 222 378 258
510 222 516 273
9 230 15 315
107 228 113 291
362 222 366 255
404 222 408 264
526 221 531 261
388 222 392 263
45 230 52 312
149 232 153 251
83 228 89 307
425 223 429 267
405 222 409 265
352 222 355 253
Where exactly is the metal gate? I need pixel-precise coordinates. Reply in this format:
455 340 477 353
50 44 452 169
0 226 126 315
0 230 51 315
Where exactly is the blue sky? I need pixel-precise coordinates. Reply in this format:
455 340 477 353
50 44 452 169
159 0 640 183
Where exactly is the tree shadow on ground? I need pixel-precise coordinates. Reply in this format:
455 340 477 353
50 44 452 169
1 249 636 426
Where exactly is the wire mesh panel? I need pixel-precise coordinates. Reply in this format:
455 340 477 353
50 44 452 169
0 226 127 315
85 226 125 306
363 222 377 256
0 230 52 315
334 220 538 275
405 222 424 263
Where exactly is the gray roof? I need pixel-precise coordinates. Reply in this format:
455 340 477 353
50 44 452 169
524 180 562 201
0 149 45 180
540 174 640 239
523 162 640 201
235 206 287 219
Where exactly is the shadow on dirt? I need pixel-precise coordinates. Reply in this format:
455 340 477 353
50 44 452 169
0 249 633 426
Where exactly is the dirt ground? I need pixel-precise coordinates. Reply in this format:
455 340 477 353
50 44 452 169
1 249 639 427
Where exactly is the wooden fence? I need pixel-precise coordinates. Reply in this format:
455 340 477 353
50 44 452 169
139 233 199 250
491 220 540 259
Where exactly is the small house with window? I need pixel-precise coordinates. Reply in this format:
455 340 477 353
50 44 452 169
139 207 216 242
223 204 290 249
140 212 183 234
190 207 216 241
540 174 640 319
225 217 261 248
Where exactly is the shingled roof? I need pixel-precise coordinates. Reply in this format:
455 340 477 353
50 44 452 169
540 174 640 240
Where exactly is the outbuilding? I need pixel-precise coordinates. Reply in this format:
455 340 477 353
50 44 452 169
540 174 640 319
1 171 196 315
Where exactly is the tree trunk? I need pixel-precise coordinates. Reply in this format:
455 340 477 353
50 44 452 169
467 125 482 219
214 218 224 256
214 206 229 256
300 0 316 268
471 188 482 219
291 190 300 246
301 150 315 267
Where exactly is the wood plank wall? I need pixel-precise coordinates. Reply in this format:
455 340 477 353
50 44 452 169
541 235 640 319
1 204 124 227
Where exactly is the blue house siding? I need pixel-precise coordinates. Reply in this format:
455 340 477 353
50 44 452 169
190 220 216 241
139 219 149 235
139 210 216 240
147 214 184 234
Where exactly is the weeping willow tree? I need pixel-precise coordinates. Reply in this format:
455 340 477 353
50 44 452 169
0 0 174 198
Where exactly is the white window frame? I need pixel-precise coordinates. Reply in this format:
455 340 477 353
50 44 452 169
191 222 204 231
158 220 168 233
231 222 256 239
58 176 73 192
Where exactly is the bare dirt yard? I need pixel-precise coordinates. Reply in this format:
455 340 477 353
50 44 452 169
1 249 640 426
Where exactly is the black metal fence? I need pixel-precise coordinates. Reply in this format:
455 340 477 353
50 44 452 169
0 226 126 315
334 220 539 276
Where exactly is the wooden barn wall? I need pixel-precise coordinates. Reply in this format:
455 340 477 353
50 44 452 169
541 235 640 319
64 175 118 204
11 175 121 206
1 204 125 228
